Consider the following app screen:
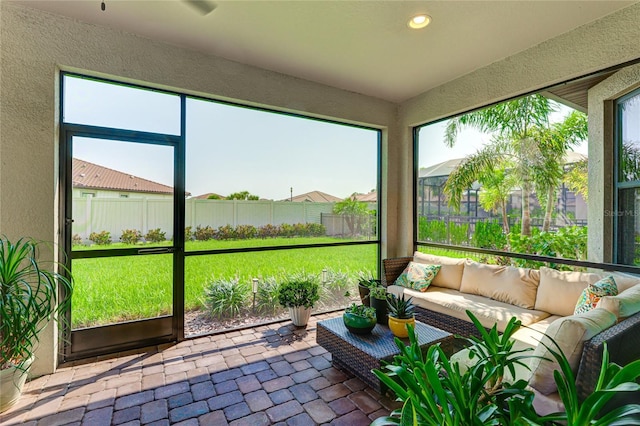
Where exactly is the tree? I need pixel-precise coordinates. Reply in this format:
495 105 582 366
227 191 259 200
477 165 518 234
333 194 369 236
444 94 555 236
564 159 588 201
531 110 587 231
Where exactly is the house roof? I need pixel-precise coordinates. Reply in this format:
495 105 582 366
419 159 464 179
353 191 377 203
72 158 182 195
284 191 341 203
192 193 225 200
18 1 633 103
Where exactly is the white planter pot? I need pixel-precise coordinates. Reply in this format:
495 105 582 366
289 306 312 327
0 358 33 413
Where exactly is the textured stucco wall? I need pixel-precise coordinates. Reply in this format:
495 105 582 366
588 63 640 263
0 2 397 375
397 3 640 257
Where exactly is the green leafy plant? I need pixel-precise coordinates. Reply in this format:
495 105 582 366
120 229 142 245
194 225 216 241
369 286 387 300
277 274 320 309
357 271 379 288
387 293 415 319
449 221 470 245
184 226 194 241
344 303 376 319
472 220 507 250
89 230 111 245
203 278 250 318
255 277 284 316
71 234 83 246
144 228 166 243
1 237 74 371
418 217 447 243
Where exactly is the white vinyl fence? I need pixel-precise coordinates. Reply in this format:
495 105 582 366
72 198 338 242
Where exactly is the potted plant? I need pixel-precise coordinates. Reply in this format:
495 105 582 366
277 275 320 327
1 237 73 413
387 293 415 338
369 286 388 325
357 272 380 307
343 303 377 334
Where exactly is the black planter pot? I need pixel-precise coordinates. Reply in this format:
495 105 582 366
358 284 371 307
370 296 388 325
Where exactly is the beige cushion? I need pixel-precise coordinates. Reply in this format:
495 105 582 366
534 267 600 317
459 260 540 309
413 251 465 290
527 308 616 395
511 315 562 350
597 284 640 320
607 271 640 292
529 387 564 416
387 285 550 333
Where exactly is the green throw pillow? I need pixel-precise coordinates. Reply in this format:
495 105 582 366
394 262 441 292
574 275 618 315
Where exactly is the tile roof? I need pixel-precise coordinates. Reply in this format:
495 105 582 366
353 191 377 202
72 158 177 195
284 190 341 202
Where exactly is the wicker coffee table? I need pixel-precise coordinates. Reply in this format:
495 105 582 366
316 316 454 393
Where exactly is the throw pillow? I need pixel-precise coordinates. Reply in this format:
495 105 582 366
394 262 441 292
574 276 618 315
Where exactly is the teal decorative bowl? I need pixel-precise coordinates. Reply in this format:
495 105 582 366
343 312 376 334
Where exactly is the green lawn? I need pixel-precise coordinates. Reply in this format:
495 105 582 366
71 238 377 328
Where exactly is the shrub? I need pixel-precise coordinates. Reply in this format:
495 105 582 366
418 217 447 242
277 273 320 308
120 229 142 245
255 277 284 316
235 225 257 239
449 222 469 245
509 226 587 270
280 223 296 238
216 225 236 240
89 231 111 245
185 226 194 241
72 234 83 246
145 228 166 243
203 278 250 318
194 225 216 241
472 220 507 249
258 224 280 238
307 223 326 237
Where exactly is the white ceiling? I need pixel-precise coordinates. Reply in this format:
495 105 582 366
16 0 637 103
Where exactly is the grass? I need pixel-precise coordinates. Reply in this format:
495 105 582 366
71 238 377 328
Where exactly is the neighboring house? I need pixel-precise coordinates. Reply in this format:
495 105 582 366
353 191 377 203
418 153 587 225
284 190 341 203
72 158 184 199
192 192 226 200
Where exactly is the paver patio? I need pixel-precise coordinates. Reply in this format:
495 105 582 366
0 313 400 426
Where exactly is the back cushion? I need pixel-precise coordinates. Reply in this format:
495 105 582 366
413 251 465 290
459 260 540 309
597 284 640 320
535 267 600 317
528 308 617 395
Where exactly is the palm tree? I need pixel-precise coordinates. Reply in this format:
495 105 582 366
444 94 554 235
531 110 587 231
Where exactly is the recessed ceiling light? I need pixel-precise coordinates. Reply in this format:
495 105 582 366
408 14 431 29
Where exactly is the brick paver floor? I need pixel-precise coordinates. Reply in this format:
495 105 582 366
0 313 401 426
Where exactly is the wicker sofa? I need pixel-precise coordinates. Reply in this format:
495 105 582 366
382 253 640 414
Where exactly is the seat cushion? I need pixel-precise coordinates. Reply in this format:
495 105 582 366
534 267 600 317
527 308 617 395
387 285 550 333
413 251 465 290
459 260 540 309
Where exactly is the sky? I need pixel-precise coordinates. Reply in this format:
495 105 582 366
65 76 377 200
65 75 590 200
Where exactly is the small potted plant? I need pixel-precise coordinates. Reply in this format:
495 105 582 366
277 275 320 327
357 272 380 307
343 303 377 334
369 286 388 325
387 293 415 338
1 237 73 412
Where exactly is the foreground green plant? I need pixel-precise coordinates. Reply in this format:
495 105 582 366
277 273 320 309
203 278 249 318
371 310 640 425
1 237 73 370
